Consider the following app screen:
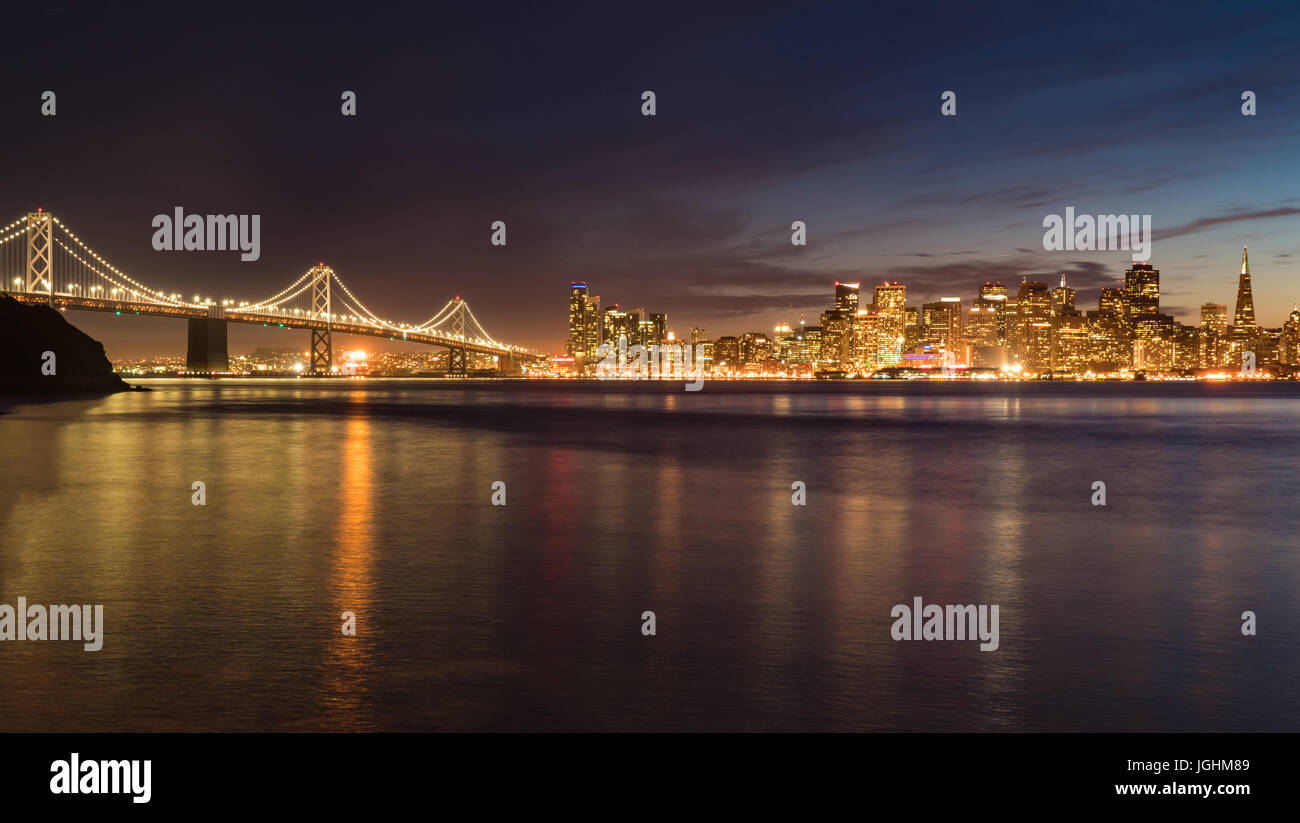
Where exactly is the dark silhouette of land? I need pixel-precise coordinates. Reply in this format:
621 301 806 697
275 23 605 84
0 296 133 397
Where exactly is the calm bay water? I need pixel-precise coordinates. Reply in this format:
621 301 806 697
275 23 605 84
1 378 1298 731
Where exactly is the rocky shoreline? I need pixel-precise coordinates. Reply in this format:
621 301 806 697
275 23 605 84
0 296 136 397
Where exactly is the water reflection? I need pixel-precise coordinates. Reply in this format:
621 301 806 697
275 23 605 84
1 379 1298 731
322 413 376 728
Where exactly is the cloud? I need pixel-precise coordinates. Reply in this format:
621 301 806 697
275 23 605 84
1155 207 1300 241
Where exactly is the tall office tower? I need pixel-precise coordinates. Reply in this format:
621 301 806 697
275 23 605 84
1098 283 1131 345
966 298 1006 369
1282 308 1300 366
785 325 818 371
903 306 921 348
1234 246 1256 330
1199 303 1228 368
1124 263 1160 320
921 298 962 351
1051 310 1090 374
1170 325 1201 372
978 282 1009 345
771 324 790 363
801 326 823 367
624 309 643 346
1255 330 1282 366
637 313 657 349
834 281 861 315
602 304 634 347
819 310 851 367
1133 314 1176 371
690 327 714 372
649 313 668 346
1085 315 1128 372
1099 285 1126 317
1200 303 1228 335
1050 274 1075 316
582 294 601 369
740 332 771 368
1011 280 1052 373
567 282 589 357
774 323 805 366
965 301 998 346
852 309 883 372
873 282 907 366
713 336 740 372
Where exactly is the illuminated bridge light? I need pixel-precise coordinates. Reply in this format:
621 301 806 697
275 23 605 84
3 211 530 366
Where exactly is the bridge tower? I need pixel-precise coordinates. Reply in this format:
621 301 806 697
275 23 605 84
448 297 467 375
309 264 333 375
26 211 53 304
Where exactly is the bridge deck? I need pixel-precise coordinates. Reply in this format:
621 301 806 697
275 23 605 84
1 290 535 359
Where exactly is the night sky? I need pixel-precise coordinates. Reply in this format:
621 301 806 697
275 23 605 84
5 1 1300 357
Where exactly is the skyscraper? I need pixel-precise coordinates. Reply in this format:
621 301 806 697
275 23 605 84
785 325 818 372
1201 303 1228 335
978 282 1009 345
852 309 883 372
690 327 714 372
637 312 657 349
965 302 998 346
904 306 921 349
1283 308 1300 366
602 304 633 347
1010 280 1052 373
772 324 796 364
1234 246 1256 329
1099 285 1126 319
649 313 668 346
819 309 851 368
567 282 601 372
1200 303 1228 368
834 282 860 315
567 281 589 357
874 282 906 366
739 332 771 369
1052 310 1089 374
1124 263 1160 319
922 298 962 352
714 336 740 373
583 294 601 366
1050 274 1075 316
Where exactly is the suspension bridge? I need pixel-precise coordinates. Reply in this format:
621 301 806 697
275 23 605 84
0 210 538 374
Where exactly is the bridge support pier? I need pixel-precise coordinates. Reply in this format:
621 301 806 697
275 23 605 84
495 352 518 375
186 318 229 373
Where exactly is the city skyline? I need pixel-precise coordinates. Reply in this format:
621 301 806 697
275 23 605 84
562 243 1300 377
31 234 1300 369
